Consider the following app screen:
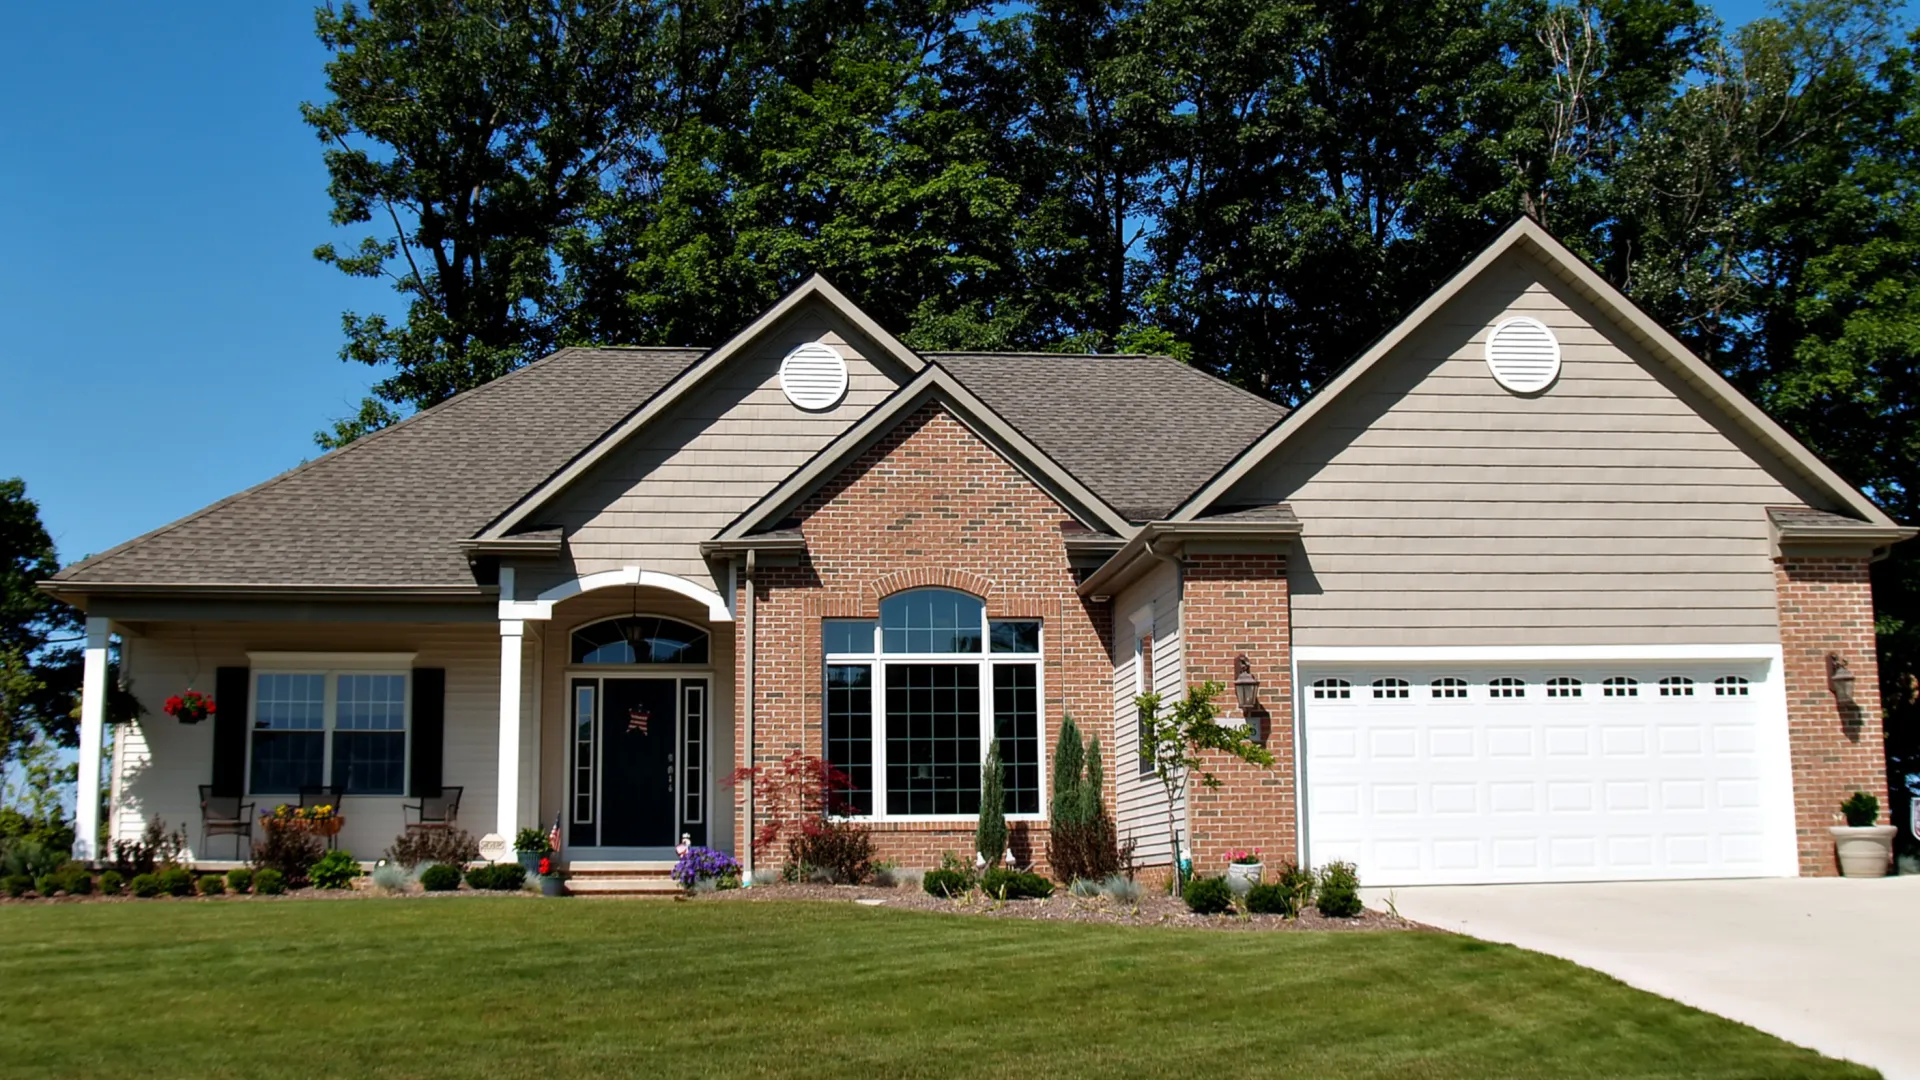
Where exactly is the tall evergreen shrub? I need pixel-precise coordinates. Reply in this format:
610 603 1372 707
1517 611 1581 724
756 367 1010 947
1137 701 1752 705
1050 716 1121 883
976 740 1008 864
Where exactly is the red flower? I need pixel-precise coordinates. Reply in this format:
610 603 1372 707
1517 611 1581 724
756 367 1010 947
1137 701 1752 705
538 857 552 876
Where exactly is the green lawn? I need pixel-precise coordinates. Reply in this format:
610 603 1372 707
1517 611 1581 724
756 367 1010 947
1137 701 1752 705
0 898 1872 1079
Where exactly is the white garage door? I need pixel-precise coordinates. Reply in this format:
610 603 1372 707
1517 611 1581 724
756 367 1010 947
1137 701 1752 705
1301 658 1796 885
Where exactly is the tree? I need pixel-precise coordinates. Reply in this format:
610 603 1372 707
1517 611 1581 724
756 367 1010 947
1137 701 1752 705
976 738 1008 865
1134 681 1273 886
1 478 80 775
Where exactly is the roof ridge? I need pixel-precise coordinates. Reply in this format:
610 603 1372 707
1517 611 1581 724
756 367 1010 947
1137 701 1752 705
56 346 675 581
936 350 1288 417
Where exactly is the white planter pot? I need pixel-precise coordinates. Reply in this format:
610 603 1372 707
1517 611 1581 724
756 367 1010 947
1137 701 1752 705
1829 825 1897 878
1225 862 1263 895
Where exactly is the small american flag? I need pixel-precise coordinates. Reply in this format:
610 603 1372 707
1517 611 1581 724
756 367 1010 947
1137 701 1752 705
548 815 562 857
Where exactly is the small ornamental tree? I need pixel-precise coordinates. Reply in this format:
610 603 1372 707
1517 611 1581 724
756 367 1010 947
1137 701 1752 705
976 739 1008 865
1135 681 1274 888
729 750 859 873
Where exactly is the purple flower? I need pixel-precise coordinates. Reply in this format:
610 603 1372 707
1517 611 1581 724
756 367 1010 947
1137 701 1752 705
670 846 741 887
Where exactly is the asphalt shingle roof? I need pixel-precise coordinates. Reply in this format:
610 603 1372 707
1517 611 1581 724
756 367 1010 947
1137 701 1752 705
52 347 1288 590
54 347 701 589
930 353 1287 521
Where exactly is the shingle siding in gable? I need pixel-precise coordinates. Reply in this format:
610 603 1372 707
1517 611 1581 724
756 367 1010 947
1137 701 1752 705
1222 254 1829 648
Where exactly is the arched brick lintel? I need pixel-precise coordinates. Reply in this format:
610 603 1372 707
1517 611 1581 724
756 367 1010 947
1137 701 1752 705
866 566 996 605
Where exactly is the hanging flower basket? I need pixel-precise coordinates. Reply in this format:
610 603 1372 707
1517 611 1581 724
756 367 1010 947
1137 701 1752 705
164 690 216 724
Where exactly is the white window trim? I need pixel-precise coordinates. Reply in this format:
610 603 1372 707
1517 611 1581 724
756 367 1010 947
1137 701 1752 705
823 605 1047 823
246 668 413 799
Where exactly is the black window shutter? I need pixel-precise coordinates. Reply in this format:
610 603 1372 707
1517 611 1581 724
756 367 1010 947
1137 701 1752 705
411 668 446 797
211 666 250 797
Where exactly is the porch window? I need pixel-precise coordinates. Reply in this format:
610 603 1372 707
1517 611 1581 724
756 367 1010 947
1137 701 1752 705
821 588 1042 819
249 671 410 797
572 616 709 665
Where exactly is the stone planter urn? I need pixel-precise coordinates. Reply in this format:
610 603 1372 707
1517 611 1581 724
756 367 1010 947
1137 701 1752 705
1225 861 1264 895
1830 825 1897 878
516 851 543 876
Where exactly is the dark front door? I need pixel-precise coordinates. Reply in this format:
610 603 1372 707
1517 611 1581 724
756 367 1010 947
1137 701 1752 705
599 678 679 847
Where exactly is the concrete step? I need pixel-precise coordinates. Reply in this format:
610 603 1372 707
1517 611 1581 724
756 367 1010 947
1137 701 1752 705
563 860 674 877
563 877 683 896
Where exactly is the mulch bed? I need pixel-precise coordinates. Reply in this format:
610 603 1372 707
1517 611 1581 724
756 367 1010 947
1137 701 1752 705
699 881 1425 932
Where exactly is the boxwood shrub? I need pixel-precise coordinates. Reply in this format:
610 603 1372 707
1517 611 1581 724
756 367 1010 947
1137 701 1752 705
253 868 287 895
225 867 253 894
465 862 528 891
1182 874 1234 915
197 874 225 896
156 866 195 897
1244 882 1291 915
1316 861 1362 918
922 868 971 898
128 873 163 898
98 870 125 895
419 863 463 892
980 868 1053 900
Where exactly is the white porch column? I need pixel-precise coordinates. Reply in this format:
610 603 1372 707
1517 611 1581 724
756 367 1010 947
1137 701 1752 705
493 618 525 847
74 618 109 862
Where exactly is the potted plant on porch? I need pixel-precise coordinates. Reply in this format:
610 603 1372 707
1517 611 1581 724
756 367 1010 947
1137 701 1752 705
1223 849 1263 895
1830 792 1897 878
536 856 566 897
514 828 552 877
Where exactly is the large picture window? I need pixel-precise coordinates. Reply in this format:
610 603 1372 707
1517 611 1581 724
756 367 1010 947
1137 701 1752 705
250 670 410 796
822 589 1042 819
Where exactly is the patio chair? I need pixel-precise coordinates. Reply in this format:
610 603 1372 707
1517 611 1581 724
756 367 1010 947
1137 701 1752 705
403 786 462 832
199 785 253 861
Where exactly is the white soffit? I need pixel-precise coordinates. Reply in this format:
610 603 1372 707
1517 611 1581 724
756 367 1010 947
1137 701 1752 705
1485 316 1562 393
780 342 850 410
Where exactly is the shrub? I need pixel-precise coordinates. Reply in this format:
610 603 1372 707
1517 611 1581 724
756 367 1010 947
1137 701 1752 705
157 866 194 897
1069 877 1102 898
976 739 1009 865
1841 791 1880 827
1183 875 1234 915
513 827 552 856
1244 882 1292 916
981 868 1053 900
384 827 481 870
98 870 125 895
225 867 253 894
253 868 287 895
111 816 188 877
4 874 33 898
1279 861 1316 914
1316 861 1362 918
197 874 225 896
1 837 62 881
1050 718 1123 884
310 850 361 890
253 823 325 885
419 863 462 892
128 873 163 898
923 868 971 898
371 862 410 893
51 862 93 896
33 875 56 897
464 863 527 891
787 817 875 884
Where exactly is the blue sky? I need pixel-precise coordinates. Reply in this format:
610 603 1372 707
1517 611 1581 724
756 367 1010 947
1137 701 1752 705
0 0 1907 569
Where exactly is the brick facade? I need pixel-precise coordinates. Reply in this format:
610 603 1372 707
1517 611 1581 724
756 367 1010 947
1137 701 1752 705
1180 553 1297 872
734 403 1113 872
1775 553 1891 876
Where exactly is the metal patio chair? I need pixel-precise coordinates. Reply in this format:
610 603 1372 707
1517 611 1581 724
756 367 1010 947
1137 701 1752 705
403 786 463 832
199 785 253 861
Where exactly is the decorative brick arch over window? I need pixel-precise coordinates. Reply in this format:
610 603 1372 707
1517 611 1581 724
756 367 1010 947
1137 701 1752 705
866 567 996 607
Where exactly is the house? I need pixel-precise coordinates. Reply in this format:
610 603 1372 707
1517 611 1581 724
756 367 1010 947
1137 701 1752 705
44 219 1911 887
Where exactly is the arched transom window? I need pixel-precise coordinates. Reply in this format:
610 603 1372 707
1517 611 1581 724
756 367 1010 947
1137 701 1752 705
821 588 1042 819
571 616 710 666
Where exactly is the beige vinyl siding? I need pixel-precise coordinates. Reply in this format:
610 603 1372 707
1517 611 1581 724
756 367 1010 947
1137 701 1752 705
1223 252 1831 648
111 622 502 861
1112 560 1185 866
549 305 911 587
534 592 736 854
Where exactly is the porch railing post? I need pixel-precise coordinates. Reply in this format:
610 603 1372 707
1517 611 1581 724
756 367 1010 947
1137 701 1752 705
494 618 525 847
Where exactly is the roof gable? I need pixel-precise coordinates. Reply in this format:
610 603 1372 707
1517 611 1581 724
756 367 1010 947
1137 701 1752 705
714 365 1136 542
480 275 925 541
1172 218 1899 528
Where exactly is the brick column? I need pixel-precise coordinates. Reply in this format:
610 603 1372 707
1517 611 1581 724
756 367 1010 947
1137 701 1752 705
1775 553 1889 876
1181 553 1295 873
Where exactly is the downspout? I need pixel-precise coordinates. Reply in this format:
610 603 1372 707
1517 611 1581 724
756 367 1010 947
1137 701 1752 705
742 550 757 887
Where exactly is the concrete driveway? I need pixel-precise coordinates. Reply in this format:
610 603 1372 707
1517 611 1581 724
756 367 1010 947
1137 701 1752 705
1362 877 1919 1078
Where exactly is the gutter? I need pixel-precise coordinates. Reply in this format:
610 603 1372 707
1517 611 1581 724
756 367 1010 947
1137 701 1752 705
39 580 493 600
699 535 807 557
1078 519 1302 600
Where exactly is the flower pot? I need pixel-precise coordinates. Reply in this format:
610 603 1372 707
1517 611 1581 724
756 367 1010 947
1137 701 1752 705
1830 825 1897 878
1225 862 1263 895
540 875 566 897
517 851 543 876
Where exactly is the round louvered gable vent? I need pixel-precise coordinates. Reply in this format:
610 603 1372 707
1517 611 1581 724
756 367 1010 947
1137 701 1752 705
1484 316 1562 393
779 342 849 410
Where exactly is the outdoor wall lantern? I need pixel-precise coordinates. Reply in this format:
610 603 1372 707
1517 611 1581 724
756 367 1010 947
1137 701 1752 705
1828 653 1857 706
1233 654 1261 712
